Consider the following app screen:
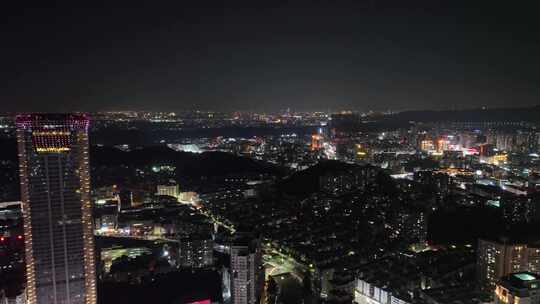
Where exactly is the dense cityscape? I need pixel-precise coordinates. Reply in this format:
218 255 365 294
2 1 540 304
1 108 540 304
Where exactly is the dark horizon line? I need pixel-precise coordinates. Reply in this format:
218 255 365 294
1 104 539 115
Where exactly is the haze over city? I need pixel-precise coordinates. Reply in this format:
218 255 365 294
2 2 540 304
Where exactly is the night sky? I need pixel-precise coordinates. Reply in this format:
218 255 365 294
2 1 539 112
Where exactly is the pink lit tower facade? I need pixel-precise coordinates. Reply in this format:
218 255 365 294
16 114 96 304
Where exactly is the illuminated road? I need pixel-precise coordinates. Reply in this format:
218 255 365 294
262 245 309 304
261 243 319 304
264 257 303 282
197 207 236 233
263 244 308 280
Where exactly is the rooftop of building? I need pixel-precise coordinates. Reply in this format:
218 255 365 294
498 272 540 294
15 113 90 129
15 113 89 121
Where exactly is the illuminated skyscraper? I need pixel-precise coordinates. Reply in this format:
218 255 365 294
16 114 96 304
230 236 263 304
311 134 323 151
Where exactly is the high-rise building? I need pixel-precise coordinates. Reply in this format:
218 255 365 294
420 139 435 152
156 184 180 201
319 166 378 197
118 190 133 211
436 138 450 153
230 236 263 304
311 134 323 151
477 238 540 292
178 235 214 268
16 114 96 304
